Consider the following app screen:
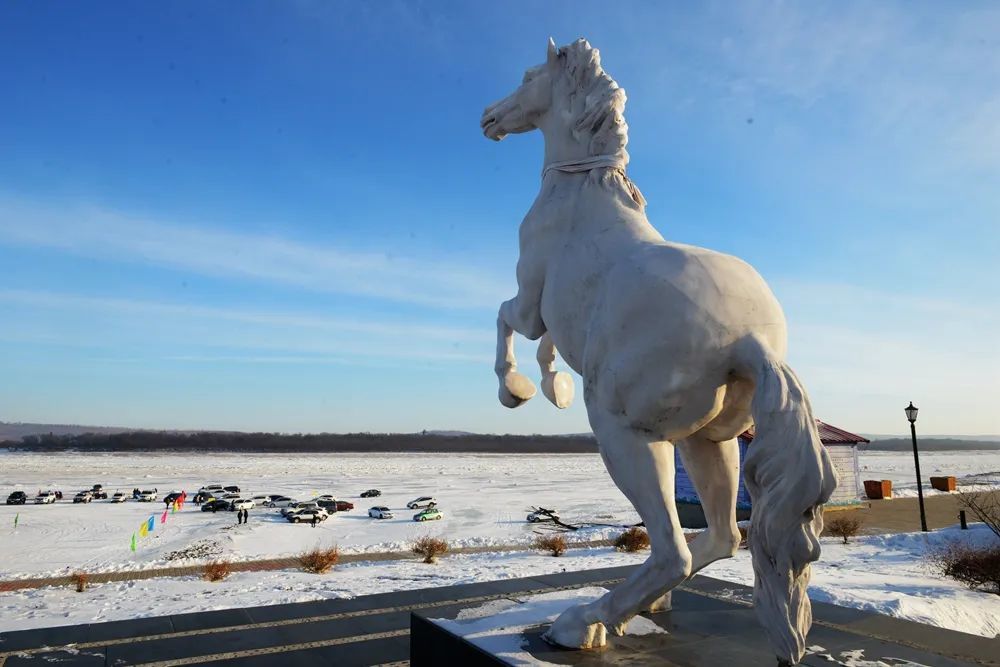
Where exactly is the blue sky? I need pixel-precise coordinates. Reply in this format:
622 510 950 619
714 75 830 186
1 1 997 436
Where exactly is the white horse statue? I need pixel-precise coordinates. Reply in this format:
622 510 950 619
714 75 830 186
481 38 838 666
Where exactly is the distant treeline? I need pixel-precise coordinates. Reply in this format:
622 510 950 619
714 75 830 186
1 431 601 454
862 438 1000 452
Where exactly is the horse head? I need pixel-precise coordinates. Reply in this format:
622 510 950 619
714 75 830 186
481 38 630 163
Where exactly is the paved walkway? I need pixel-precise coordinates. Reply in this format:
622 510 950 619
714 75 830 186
0 538 617 593
2 568 996 667
832 491 976 534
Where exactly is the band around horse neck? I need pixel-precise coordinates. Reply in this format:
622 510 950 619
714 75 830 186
542 154 627 179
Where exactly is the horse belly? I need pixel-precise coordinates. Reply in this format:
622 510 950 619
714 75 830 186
582 243 785 438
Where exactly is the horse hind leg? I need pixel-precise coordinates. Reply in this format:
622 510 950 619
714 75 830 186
545 415 692 648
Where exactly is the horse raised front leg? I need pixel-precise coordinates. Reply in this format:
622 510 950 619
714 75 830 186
495 308 536 408
545 415 691 648
536 333 575 409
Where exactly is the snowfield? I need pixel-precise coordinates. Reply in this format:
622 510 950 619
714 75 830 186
1 450 998 638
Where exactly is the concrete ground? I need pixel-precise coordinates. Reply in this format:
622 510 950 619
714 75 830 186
827 492 974 535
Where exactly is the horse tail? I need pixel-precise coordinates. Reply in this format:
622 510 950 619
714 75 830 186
735 335 838 665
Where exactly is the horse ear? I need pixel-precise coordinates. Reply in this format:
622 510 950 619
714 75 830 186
547 37 559 65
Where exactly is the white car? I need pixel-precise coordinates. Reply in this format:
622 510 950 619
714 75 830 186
527 509 560 523
231 498 254 511
251 495 273 505
406 496 437 510
266 496 296 508
368 506 393 519
138 490 158 502
282 502 326 517
34 492 57 504
111 492 127 503
286 508 327 523
200 484 224 493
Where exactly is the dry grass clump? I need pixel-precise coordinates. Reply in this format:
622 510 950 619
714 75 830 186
412 536 449 564
615 527 651 553
202 560 233 582
71 571 89 593
824 514 864 544
533 534 567 557
299 546 340 574
929 542 1000 595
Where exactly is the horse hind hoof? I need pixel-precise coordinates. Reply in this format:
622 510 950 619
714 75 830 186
541 371 575 409
499 372 536 408
545 605 607 649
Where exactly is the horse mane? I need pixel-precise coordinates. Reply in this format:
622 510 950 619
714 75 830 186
556 39 645 208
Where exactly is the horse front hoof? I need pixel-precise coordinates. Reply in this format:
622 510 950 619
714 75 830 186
544 605 606 649
499 372 536 408
541 371 575 409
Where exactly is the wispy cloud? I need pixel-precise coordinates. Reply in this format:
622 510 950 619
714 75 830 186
0 288 492 365
0 196 508 309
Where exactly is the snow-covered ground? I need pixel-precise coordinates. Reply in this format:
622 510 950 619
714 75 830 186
858 449 1000 496
1 450 998 638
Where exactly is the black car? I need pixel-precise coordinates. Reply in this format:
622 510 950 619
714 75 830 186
360 489 381 498
201 499 232 512
91 485 108 500
164 492 184 505
6 491 27 505
223 485 240 493
316 498 338 512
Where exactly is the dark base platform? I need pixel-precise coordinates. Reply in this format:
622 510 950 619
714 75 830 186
411 575 999 667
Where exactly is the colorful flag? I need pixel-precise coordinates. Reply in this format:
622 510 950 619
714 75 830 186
139 521 148 537
161 509 168 523
147 516 155 532
130 533 137 551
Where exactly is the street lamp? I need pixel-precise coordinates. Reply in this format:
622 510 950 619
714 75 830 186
905 402 928 532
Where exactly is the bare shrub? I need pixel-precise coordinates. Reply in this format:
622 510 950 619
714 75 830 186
929 542 1000 595
825 514 864 544
963 489 1000 539
299 546 340 574
71 571 89 593
202 560 232 582
615 527 651 553
534 534 567 557
412 536 449 564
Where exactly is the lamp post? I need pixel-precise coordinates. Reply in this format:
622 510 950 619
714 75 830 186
905 402 928 532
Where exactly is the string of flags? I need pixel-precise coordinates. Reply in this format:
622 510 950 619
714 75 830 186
130 491 186 552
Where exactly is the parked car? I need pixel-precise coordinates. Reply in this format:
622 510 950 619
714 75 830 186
6 491 27 505
406 496 437 509
368 506 393 519
201 499 232 512
223 485 241 493
163 492 184 505
266 496 296 508
111 492 127 503
138 490 158 502
34 491 57 504
230 498 254 511
222 493 241 500
251 495 274 506
73 490 94 503
527 508 560 523
193 491 214 504
360 489 381 498
286 508 328 523
200 484 224 493
90 485 108 500
414 508 443 522
282 501 325 517
315 498 338 513
334 500 354 511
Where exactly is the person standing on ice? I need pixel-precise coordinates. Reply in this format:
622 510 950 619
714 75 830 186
310 514 318 528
